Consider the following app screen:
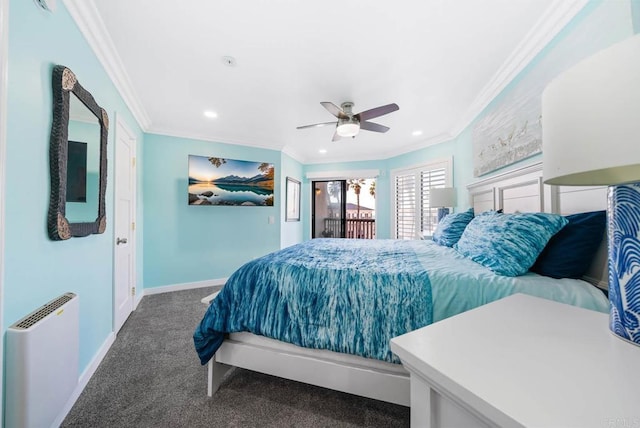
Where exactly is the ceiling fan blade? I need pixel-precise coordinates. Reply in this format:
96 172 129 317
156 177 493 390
321 102 348 119
356 103 399 121
296 121 337 130
331 130 342 142
360 121 390 133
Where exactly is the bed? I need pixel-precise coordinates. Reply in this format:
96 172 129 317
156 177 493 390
193 161 610 406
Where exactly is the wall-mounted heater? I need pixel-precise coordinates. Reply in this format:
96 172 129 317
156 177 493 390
5 293 79 428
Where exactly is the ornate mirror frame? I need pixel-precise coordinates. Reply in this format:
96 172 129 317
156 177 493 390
48 65 108 240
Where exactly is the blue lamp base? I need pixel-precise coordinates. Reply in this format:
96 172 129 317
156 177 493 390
608 183 640 346
437 207 449 222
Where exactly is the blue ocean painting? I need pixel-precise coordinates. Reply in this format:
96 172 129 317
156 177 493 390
188 155 274 206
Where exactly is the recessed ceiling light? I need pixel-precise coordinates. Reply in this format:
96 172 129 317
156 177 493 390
412 130 423 136
204 110 218 119
319 149 327 154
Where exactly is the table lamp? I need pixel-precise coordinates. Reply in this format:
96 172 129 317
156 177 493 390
430 187 456 221
542 34 640 345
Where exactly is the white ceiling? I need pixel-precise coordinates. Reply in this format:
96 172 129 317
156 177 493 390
67 0 586 164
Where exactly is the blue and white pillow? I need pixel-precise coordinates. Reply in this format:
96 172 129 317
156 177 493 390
432 208 474 247
454 211 568 277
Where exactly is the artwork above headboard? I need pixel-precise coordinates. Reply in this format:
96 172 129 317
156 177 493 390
467 162 608 290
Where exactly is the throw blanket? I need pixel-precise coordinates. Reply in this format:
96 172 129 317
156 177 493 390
194 239 433 364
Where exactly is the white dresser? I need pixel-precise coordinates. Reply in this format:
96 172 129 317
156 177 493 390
390 294 640 428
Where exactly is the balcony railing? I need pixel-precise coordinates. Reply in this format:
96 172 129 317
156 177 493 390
322 218 376 239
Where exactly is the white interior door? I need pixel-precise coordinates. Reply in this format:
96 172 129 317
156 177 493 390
113 117 136 333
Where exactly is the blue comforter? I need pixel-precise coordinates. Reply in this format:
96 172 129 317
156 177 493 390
194 239 433 364
194 239 609 365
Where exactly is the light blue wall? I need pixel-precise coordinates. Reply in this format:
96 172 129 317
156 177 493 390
142 134 281 287
4 0 144 380
280 153 304 248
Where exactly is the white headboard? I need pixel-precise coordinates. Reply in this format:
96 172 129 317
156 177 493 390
467 162 608 289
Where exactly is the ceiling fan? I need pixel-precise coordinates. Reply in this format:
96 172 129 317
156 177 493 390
297 101 399 141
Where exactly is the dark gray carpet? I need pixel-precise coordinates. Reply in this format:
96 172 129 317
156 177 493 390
62 287 409 427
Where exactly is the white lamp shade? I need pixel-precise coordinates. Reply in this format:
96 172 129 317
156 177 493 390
542 34 640 186
336 123 360 137
429 187 455 207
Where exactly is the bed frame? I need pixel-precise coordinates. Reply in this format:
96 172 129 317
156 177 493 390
204 161 608 405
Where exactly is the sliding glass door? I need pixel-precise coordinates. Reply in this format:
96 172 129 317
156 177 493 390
312 179 377 239
312 181 346 238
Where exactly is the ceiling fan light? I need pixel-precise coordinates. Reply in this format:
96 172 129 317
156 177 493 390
336 123 360 137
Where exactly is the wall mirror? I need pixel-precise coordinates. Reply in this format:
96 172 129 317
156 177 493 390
48 65 108 240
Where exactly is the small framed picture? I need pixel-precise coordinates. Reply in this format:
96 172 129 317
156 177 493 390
285 177 301 222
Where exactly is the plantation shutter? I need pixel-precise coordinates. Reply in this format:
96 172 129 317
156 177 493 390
394 173 417 240
421 168 446 237
392 159 451 239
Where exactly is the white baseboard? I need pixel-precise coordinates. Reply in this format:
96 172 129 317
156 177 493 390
134 291 143 310
142 278 227 296
50 278 225 426
53 332 116 427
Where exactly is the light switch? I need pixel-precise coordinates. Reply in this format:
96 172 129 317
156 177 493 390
268 216 275 224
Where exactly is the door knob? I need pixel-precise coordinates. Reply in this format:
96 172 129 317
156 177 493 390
116 237 128 245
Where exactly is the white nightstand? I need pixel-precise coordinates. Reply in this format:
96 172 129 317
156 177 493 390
390 294 640 428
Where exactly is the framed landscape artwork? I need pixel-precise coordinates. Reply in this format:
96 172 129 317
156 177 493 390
285 177 300 221
188 155 274 206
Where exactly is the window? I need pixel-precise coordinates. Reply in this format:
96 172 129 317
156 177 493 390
307 170 379 240
391 158 452 239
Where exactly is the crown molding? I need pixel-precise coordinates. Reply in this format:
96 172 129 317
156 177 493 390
450 0 588 138
280 146 306 164
146 126 286 154
380 132 455 161
296 131 457 165
63 0 152 130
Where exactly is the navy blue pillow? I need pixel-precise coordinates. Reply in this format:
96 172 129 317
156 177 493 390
530 210 606 279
